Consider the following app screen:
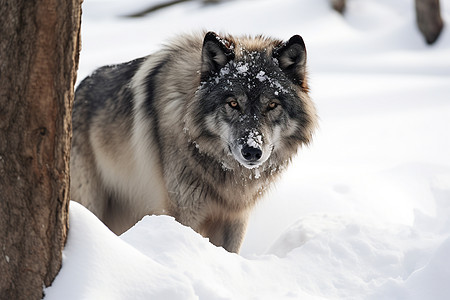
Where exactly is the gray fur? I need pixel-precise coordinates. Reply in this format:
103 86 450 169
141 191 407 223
71 32 317 253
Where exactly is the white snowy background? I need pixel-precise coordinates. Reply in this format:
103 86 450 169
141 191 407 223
44 0 450 299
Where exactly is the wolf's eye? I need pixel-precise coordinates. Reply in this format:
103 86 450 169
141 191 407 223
228 100 239 109
267 102 278 110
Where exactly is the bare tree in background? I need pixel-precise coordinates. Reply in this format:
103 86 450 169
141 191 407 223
331 0 346 14
415 0 444 44
0 0 82 299
330 0 444 45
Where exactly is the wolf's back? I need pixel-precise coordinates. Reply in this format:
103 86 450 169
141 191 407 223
72 57 146 134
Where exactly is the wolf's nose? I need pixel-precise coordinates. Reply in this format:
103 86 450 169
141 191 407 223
241 145 262 162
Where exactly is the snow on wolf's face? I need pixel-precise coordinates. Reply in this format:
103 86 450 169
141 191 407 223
186 32 316 172
197 49 305 170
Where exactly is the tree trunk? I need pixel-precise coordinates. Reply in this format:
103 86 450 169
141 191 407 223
415 0 444 44
331 0 346 14
0 0 82 299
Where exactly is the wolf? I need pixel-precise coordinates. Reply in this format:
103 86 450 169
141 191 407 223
71 31 317 253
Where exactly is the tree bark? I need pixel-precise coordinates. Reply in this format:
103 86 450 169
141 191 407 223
0 1 82 299
415 0 444 44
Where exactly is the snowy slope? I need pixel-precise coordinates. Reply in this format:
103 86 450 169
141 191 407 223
45 0 450 299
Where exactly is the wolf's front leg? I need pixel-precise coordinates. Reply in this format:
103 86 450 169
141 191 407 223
201 215 249 253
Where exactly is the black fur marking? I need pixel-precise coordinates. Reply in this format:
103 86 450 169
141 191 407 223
272 35 307 86
73 57 145 138
143 59 167 164
201 32 235 82
106 58 145 114
222 220 244 252
222 222 232 250
186 143 231 206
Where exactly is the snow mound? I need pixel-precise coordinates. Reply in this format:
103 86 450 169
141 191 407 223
45 196 450 299
46 202 322 299
45 202 197 299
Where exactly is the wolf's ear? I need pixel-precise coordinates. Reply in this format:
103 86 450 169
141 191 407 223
273 35 307 86
201 32 235 81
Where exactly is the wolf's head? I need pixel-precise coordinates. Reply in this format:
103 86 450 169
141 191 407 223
186 32 316 171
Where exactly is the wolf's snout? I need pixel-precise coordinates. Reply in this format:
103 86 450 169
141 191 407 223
241 145 262 162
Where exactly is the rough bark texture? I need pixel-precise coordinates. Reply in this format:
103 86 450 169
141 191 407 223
0 0 82 299
415 0 444 44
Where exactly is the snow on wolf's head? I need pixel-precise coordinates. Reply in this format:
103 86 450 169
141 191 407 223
187 32 316 171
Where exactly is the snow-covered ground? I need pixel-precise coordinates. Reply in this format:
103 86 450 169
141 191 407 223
44 0 450 299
